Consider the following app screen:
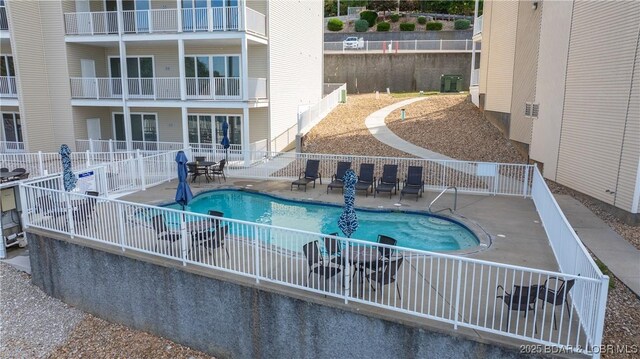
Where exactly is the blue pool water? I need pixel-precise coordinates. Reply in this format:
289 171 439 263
166 190 479 252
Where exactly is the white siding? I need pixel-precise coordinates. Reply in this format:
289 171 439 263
106 45 180 77
72 106 113 140
529 0 573 179
67 44 109 77
249 107 268 143
483 0 517 113
556 1 640 206
267 0 323 151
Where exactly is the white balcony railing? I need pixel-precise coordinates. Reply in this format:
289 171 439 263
0 76 18 97
473 15 483 36
471 68 479 86
0 141 25 153
247 78 267 99
70 77 267 102
64 6 266 36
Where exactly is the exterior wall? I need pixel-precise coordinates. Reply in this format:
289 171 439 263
478 0 492 94
28 232 530 359
324 53 471 93
67 44 110 78
0 41 12 54
5 0 75 152
247 45 268 78
128 107 182 143
508 0 542 145
529 0 573 180
249 107 268 143
555 1 640 207
106 45 181 78
72 106 114 140
483 0 517 113
268 0 323 151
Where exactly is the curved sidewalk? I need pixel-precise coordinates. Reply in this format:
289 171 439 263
364 97 454 160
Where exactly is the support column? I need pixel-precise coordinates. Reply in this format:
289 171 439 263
242 107 250 166
117 0 132 151
181 106 189 149
470 41 477 85
176 0 182 32
178 39 186 101
241 36 249 101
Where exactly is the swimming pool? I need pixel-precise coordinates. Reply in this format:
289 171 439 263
166 189 479 252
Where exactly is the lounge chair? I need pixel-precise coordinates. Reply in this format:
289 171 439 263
365 257 404 300
374 164 399 198
355 163 375 197
199 225 230 266
400 166 424 201
303 241 341 288
291 159 321 191
496 284 541 333
150 214 182 255
538 277 576 330
211 159 226 183
377 234 397 259
326 161 352 194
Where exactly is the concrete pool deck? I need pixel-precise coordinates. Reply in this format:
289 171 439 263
122 177 558 272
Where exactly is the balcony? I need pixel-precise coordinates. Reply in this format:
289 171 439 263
0 76 18 98
70 77 267 101
63 7 266 37
473 15 483 37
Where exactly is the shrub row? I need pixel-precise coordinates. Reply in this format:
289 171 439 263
327 18 343 31
360 10 378 27
426 21 443 31
354 19 369 32
376 21 390 32
454 19 471 30
328 18 446 32
399 23 415 31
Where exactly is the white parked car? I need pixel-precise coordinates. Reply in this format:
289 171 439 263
343 37 364 50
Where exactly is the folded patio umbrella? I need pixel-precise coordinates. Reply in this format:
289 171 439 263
175 150 193 210
59 144 77 192
221 120 230 161
338 169 359 238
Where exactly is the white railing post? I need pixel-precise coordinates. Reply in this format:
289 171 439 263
18 184 29 229
109 139 115 162
95 79 100 99
208 7 213 32
343 239 350 304
440 39 443 51
65 192 75 237
137 149 146 190
85 150 91 168
253 226 260 283
37 151 44 177
415 39 417 51
523 165 530 198
117 202 127 251
592 276 610 359
89 138 95 153
180 213 188 266
453 258 463 329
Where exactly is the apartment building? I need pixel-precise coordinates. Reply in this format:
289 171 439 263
471 0 640 223
0 0 323 155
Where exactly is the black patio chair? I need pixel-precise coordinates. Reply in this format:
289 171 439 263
195 156 206 162
150 214 182 254
323 233 344 265
365 257 404 301
400 166 424 201
72 193 98 230
35 195 66 218
199 224 230 266
303 241 341 287
538 277 576 330
0 168 8 172
355 163 375 197
377 234 397 259
326 161 352 194
496 284 541 333
211 159 226 183
187 163 206 183
375 164 399 198
291 159 321 192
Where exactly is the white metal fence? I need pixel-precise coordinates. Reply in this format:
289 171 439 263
0 141 25 153
324 40 474 53
298 83 346 136
19 171 608 356
474 15 483 36
76 139 184 153
63 6 266 36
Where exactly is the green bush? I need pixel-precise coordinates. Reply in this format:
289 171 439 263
399 22 415 31
426 21 443 31
354 19 369 32
360 10 378 27
376 21 390 31
389 13 400 22
454 19 471 30
327 18 344 31
417 16 427 25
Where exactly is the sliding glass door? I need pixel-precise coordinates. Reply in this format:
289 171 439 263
182 0 208 32
109 56 154 97
113 113 158 150
185 55 240 98
185 56 211 98
1 112 22 144
0 55 16 95
122 0 150 33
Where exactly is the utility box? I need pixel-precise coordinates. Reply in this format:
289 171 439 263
340 89 347 103
440 74 463 93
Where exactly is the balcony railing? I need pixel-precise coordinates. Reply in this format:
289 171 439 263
473 15 483 36
70 77 267 101
0 141 25 153
64 7 266 36
0 76 18 98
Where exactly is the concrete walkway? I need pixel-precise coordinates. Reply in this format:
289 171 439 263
365 97 454 160
555 194 640 296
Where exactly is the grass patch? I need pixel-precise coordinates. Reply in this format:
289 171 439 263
595 258 616 289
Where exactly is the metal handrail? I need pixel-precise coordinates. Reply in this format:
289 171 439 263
428 186 458 213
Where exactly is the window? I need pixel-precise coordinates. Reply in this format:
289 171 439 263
109 56 154 96
185 55 241 97
2 112 22 143
112 112 158 150
214 115 241 144
0 55 15 95
188 115 213 144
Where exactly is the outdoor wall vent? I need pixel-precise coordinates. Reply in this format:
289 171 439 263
525 102 540 118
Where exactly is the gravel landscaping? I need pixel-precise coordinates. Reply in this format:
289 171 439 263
0 263 213 358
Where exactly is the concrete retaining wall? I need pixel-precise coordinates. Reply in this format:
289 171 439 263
325 30 473 42
28 232 535 359
325 53 471 93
